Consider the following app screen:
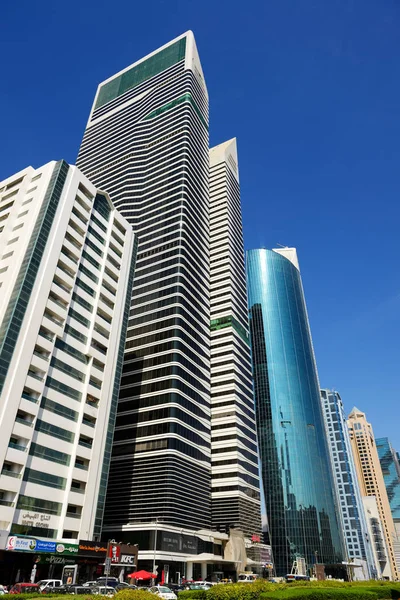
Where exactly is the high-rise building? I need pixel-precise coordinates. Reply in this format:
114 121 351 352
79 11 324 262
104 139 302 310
209 139 261 539
77 33 241 580
362 496 390 580
77 31 211 535
76 32 266 577
347 408 398 579
320 390 375 579
376 437 400 573
0 160 136 545
246 248 344 576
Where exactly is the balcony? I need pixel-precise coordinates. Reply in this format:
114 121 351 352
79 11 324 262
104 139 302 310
27 369 44 383
1 470 22 479
21 392 39 404
0 499 15 507
8 442 27 452
15 416 33 428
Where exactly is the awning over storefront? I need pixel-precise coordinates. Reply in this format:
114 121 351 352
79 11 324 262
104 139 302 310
186 553 239 564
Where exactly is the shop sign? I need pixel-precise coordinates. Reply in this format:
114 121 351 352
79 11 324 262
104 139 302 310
161 532 198 554
39 555 76 565
6 536 78 555
108 542 138 566
79 539 107 557
259 546 272 563
16 510 57 531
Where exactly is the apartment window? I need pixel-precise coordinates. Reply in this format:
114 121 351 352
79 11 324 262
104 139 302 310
93 323 109 340
35 418 75 443
40 396 78 422
64 324 88 344
50 357 85 382
109 241 122 258
17 494 61 515
86 238 103 258
68 307 90 328
23 468 66 490
12 223 24 231
75 277 95 297
91 214 107 233
79 263 99 284
2 251 13 260
29 442 71 466
45 376 82 401
17 210 29 218
31 173 42 182
81 249 100 270
72 291 93 313
87 224 105 245
93 194 110 221
22 198 33 206
55 338 88 363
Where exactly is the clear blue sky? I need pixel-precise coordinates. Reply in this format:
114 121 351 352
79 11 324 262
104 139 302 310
2 1 399 447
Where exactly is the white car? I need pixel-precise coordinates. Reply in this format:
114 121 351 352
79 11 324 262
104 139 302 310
37 580 63 592
149 586 177 600
91 586 116 596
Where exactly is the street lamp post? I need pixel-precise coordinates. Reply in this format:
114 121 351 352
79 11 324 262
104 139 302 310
152 518 158 583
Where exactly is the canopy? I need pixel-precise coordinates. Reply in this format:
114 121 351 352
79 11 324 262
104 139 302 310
128 570 157 580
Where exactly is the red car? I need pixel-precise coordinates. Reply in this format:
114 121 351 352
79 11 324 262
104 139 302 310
9 583 40 594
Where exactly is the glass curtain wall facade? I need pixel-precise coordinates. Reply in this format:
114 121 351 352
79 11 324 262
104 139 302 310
321 390 375 579
376 437 400 574
77 32 211 531
376 438 400 521
209 139 261 537
246 248 343 576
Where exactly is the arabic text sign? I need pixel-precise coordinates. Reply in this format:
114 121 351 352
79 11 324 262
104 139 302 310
6 536 78 555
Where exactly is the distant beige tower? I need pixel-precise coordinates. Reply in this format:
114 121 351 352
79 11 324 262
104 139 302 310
348 407 398 579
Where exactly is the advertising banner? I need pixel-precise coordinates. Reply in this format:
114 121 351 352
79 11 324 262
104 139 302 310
6 536 78 555
78 540 107 557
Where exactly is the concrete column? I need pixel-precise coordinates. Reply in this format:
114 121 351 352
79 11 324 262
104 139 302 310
186 561 193 580
201 562 207 581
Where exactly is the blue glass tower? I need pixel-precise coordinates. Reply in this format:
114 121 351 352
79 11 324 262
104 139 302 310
376 438 400 520
246 248 343 576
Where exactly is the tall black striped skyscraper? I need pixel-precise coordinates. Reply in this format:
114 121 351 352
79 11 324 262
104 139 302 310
77 33 263 567
209 140 261 537
77 32 211 535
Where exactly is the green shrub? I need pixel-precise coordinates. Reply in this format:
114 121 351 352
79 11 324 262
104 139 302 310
207 581 277 600
115 590 156 600
261 589 378 600
178 591 208 600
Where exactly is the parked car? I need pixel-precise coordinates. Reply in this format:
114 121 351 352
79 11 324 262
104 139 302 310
237 574 259 583
62 585 88 595
149 586 177 600
167 585 185 594
9 584 39 594
189 583 212 590
115 584 137 591
91 586 116 596
83 581 98 587
37 580 63 593
0 587 7 595
96 578 120 588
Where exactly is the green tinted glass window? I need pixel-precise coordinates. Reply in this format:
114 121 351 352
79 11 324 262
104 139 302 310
29 442 70 467
23 468 66 490
40 397 78 422
17 494 62 515
144 92 207 128
210 315 249 345
95 38 186 109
